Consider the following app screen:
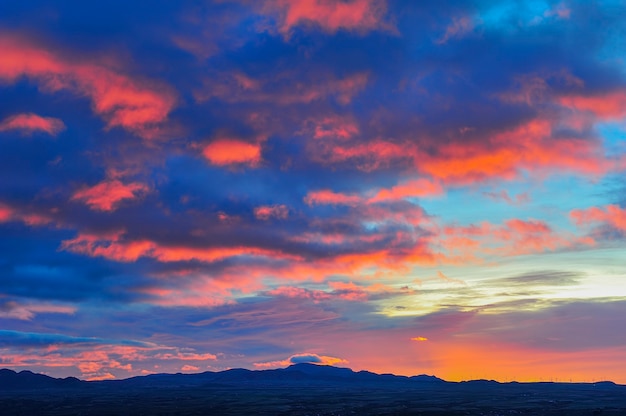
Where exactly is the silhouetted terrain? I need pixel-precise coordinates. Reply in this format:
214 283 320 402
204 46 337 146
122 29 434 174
1 364 625 415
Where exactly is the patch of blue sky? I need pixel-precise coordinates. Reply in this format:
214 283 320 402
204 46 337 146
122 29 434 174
420 174 608 232
478 0 555 28
597 122 626 153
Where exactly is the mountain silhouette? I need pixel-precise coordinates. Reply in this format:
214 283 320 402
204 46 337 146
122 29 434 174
0 368 82 390
0 364 444 390
1 365 625 416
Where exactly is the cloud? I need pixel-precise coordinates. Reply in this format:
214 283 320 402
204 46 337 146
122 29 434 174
0 202 52 226
368 179 443 203
71 180 149 212
254 353 348 368
0 330 153 348
559 90 626 120
0 300 75 321
267 0 389 35
268 281 414 302
60 231 301 264
198 71 368 106
254 204 289 220
441 217 594 258
0 204 13 223
0 330 217 380
203 139 263 167
571 204 626 233
436 16 475 44
0 34 176 138
304 189 362 206
0 113 65 136
495 270 583 287
307 116 360 140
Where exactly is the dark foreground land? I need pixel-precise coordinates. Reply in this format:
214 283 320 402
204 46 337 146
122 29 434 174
1 364 625 415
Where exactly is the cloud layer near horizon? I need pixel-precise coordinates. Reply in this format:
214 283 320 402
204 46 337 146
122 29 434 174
1 0 625 382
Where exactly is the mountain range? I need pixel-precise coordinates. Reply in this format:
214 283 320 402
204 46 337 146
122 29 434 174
0 363 445 390
1 365 625 415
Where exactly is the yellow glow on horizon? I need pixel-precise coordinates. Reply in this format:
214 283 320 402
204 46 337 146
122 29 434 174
411 336 428 342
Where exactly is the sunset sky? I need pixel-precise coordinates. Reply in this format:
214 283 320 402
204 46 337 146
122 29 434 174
1 0 626 383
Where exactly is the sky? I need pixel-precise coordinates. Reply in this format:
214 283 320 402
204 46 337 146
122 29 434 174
1 0 626 383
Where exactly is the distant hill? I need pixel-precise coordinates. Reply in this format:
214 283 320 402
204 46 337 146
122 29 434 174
1 365 625 416
0 368 82 390
1 364 621 391
0 364 444 390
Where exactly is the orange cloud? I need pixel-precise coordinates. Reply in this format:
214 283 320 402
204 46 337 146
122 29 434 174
72 180 149 212
368 178 443 203
570 204 626 232
314 119 609 183
254 204 289 220
0 113 65 136
203 139 262 167
418 120 605 183
269 0 388 34
61 231 301 264
0 34 176 138
304 189 362 206
411 336 428 342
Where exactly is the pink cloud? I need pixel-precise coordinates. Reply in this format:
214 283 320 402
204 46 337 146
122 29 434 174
253 353 347 369
0 204 13 222
0 301 75 321
0 34 176 138
441 217 594 258
309 116 359 140
156 352 217 361
313 139 407 172
268 0 388 35
368 178 443 203
559 91 626 120
71 180 149 212
0 202 53 226
570 204 626 232
254 204 289 220
203 139 262 167
0 113 65 136
0 342 219 381
304 189 362 206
